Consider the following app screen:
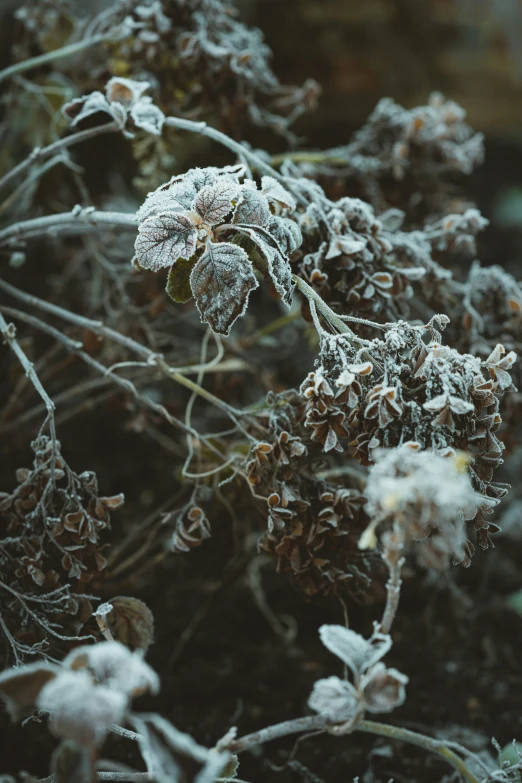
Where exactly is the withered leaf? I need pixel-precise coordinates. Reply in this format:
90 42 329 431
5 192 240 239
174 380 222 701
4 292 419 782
0 662 59 720
101 596 155 651
190 241 258 334
135 213 198 272
166 257 196 304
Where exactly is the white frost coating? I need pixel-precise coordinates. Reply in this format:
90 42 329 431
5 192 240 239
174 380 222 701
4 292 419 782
135 212 198 271
232 186 271 227
190 241 259 335
63 78 165 138
308 676 358 721
309 625 409 725
194 180 239 225
261 175 297 213
64 640 160 697
37 669 127 746
319 624 392 678
365 446 480 527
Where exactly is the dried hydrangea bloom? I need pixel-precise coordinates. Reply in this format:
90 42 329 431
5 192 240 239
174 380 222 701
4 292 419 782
299 319 515 556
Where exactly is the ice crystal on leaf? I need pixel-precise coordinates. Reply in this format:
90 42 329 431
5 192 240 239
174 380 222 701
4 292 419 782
135 167 301 333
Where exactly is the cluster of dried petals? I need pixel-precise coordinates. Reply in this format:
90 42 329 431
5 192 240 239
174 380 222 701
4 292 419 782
308 625 407 732
259 482 370 597
300 321 516 556
0 436 124 585
170 506 212 553
113 0 320 138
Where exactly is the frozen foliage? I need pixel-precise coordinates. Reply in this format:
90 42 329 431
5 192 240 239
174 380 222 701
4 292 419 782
63 77 165 137
295 184 487 321
308 625 408 732
0 641 158 748
364 445 480 568
130 712 232 783
113 0 320 138
300 320 516 557
135 167 301 333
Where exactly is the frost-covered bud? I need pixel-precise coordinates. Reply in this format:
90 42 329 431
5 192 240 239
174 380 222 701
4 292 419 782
37 670 127 747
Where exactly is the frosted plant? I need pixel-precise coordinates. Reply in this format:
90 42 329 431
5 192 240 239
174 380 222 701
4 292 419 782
0 641 158 745
135 167 301 333
63 77 165 137
363 445 480 568
308 624 408 734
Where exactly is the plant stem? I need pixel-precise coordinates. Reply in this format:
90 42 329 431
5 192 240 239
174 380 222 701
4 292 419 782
292 274 368 341
379 554 405 635
0 209 138 247
0 310 56 443
226 715 481 783
164 116 306 205
356 720 481 783
0 122 120 194
271 150 348 167
0 33 124 85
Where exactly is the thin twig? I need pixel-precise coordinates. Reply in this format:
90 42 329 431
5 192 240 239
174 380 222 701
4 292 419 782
0 209 138 246
0 32 125 85
0 122 120 194
164 116 306 206
0 310 56 443
226 715 481 783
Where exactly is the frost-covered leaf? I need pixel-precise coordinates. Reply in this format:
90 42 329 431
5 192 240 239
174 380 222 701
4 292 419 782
131 713 232 783
308 676 359 721
325 234 366 260
51 740 94 783
63 92 126 130
232 186 271 227
37 669 127 747
194 181 238 225
135 213 198 272
362 663 408 714
261 176 296 213
131 100 165 135
166 257 196 303
64 641 159 698
268 216 302 255
190 242 258 335
231 224 294 307
319 625 392 679
0 662 59 720
137 166 245 223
